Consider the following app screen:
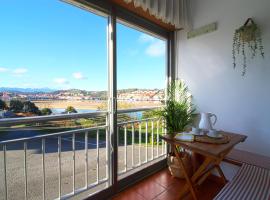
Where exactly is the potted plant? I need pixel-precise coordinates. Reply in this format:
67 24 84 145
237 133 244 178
157 80 196 178
233 18 265 76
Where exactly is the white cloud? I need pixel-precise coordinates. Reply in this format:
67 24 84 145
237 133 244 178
13 68 28 75
0 67 8 72
138 33 155 43
145 40 165 57
54 78 69 84
73 72 87 80
138 33 165 57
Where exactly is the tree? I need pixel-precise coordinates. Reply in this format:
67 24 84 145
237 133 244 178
65 106 77 114
0 99 8 110
22 101 41 115
41 108 52 115
9 99 24 113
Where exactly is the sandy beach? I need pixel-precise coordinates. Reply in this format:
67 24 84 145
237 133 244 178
33 100 162 110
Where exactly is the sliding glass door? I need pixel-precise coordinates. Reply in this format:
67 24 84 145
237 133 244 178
0 1 170 199
116 21 167 180
0 1 110 199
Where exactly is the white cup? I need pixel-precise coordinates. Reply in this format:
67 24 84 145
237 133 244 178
208 129 218 137
191 127 201 135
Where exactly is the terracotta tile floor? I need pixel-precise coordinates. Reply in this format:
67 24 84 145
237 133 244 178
112 169 224 200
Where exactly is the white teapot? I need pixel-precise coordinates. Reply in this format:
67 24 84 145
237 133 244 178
198 112 217 131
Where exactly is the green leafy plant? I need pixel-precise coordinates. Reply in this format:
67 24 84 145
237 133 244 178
65 106 77 114
23 101 41 115
233 18 264 76
156 80 196 136
0 99 8 110
41 108 52 115
9 99 24 113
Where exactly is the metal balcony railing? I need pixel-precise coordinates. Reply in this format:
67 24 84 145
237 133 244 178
117 118 167 176
0 107 166 200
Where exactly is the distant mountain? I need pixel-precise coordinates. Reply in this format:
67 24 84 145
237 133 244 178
0 87 56 93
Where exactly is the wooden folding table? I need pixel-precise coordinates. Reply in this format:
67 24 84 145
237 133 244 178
161 132 247 200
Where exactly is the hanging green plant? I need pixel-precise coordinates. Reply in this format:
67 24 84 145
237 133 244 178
232 18 264 76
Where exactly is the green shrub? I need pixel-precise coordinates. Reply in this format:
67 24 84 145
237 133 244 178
0 99 8 110
9 99 24 113
41 108 52 115
65 106 77 113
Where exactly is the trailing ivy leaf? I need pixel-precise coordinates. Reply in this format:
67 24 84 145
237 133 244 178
232 19 265 76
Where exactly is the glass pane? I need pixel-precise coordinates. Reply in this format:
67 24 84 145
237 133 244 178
0 1 108 199
117 23 166 111
116 21 166 179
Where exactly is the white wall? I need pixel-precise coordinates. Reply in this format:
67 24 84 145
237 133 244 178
177 0 270 156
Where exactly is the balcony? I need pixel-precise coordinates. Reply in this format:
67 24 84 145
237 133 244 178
112 168 224 200
1 0 270 199
0 108 167 200
1 107 270 200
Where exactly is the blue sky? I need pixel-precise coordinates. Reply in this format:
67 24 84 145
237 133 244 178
0 0 166 91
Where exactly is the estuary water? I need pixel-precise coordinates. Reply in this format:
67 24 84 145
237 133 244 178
0 109 143 141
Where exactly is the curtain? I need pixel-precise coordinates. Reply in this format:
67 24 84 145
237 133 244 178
123 0 191 30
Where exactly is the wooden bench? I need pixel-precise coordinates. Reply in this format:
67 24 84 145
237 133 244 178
214 163 270 200
224 149 270 169
214 149 270 200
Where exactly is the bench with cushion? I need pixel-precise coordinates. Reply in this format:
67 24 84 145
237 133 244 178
224 149 270 169
214 163 270 200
